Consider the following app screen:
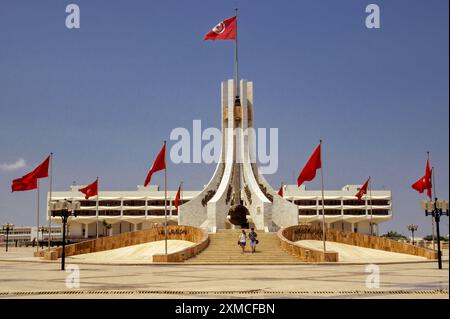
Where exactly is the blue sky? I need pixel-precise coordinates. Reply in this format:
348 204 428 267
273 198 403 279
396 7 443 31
0 0 448 236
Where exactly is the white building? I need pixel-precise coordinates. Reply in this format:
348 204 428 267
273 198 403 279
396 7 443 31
0 226 62 246
47 183 391 238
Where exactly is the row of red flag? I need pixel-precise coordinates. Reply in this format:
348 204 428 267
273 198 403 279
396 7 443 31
13 142 433 210
11 144 183 209
276 143 433 201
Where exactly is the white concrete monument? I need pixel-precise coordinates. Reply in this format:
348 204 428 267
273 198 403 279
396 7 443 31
179 79 298 232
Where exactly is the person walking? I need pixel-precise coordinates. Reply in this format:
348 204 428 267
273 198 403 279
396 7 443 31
238 230 247 253
249 228 258 253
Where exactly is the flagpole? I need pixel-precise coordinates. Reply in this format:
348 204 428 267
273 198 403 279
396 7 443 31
427 151 436 250
96 177 99 239
181 181 183 207
368 176 373 236
234 7 239 97
48 152 53 249
164 141 168 255
319 140 327 256
36 179 40 253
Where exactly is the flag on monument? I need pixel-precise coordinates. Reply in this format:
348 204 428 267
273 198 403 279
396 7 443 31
174 183 182 209
204 16 237 40
277 184 284 197
11 155 50 192
297 144 322 187
79 179 98 200
355 177 370 200
411 159 432 199
144 143 166 187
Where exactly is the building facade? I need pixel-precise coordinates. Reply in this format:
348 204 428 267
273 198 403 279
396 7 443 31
47 184 391 238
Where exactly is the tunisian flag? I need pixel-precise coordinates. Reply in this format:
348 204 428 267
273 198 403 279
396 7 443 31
144 143 166 187
11 172 38 192
79 179 98 200
174 183 182 209
297 144 322 187
11 155 50 192
355 177 370 201
204 16 237 40
411 159 432 199
277 184 284 197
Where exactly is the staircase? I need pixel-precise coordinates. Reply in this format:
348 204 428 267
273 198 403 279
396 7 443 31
185 229 301 264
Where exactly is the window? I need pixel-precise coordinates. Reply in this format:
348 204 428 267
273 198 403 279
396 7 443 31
318 200 341 206
99 200 121 206
298 209 317 215
80 200 96 207
123 200 146 206
344 210 366 215
343 200 364 206
294 200 316 206
98 210 121 216
147 210 166 216
372 209 389 215
122 210 145 216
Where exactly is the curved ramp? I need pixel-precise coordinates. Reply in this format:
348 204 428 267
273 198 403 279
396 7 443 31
68 240 195 264
296 240 427 263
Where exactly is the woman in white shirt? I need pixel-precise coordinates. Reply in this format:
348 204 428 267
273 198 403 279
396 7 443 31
238 230 247 253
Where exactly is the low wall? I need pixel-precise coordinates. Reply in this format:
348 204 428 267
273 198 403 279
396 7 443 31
277 227 338 262
278 225 438 262
45 225 209 263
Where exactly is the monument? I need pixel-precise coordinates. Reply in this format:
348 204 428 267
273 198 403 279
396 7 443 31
178 79 298 232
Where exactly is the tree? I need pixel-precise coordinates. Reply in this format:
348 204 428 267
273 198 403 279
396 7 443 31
423 235 449 242
102 220 112 236
381 231 408 241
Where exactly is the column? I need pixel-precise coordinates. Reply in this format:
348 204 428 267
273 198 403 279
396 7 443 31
84 223 89 239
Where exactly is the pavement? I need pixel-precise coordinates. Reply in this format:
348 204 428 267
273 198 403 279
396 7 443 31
0 247 448 299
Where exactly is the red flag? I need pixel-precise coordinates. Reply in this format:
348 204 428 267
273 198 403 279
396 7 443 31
297 144 322 187
174 183 182 209
144 143 166 187
11 155 50 192
277 185 284 197
411 159 432 199
355 177 370 201
11 174 38 192
27 156 50 180
204 16 237 41
79 179 98 200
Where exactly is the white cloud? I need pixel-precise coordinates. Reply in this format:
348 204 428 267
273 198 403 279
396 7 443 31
0 158 27 172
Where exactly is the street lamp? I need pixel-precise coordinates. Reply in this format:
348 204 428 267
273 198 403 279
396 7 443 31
407 224 418 245
2 223 14 252
421 198 449 269
49 199 80 271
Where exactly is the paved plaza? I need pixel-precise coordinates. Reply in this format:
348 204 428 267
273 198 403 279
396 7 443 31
0 247 448 299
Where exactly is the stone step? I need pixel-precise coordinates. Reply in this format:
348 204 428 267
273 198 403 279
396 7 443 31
184 231 300 264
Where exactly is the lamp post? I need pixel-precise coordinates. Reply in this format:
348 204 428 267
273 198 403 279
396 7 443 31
49 199 80 270
39 226 47 249
421 198 449 269
2 223 14 252
407 224 418 245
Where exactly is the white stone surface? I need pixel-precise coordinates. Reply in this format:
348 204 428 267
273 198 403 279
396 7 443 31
66 240 195 264
295 240 428 263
